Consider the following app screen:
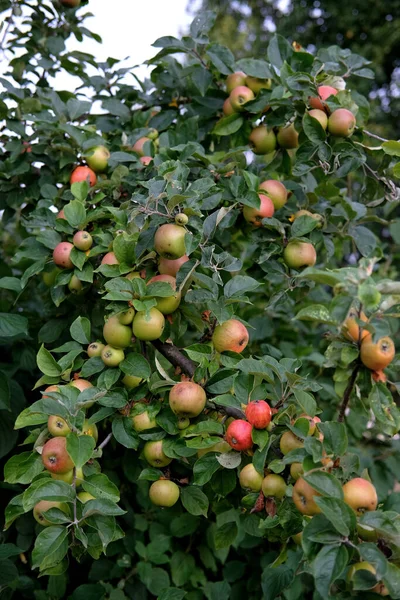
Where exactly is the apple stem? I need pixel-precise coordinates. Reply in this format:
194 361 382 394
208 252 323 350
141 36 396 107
98 432 113 451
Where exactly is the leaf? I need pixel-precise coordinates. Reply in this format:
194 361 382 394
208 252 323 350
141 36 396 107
214 522 238 549
224 276 260 298
382 141 400 157
312 545 348 598
213 114 244 136
267 34 293 68
293 390 317 416
193 454 220 485
261 565 295 600
82 498 126 518
23 479 76 510
158 588 187 600
216 451 241 469
295 304 336 324
31 526 69 571
112 415 139 449
319 422 348 457
0 277 22 293
64 200 86 228
66 434 95 469
70 316 91 344
81 473 120 502
0 371 10 411
303 471 344 499
190 11 216 42
314 497 356 536
180 486 208 516
120 353 151 379
37 345 62 377
252 429 269 450
206 43 235 75
0 313 28 337
236 58 273 78
4 452 43 484
350 226 376 257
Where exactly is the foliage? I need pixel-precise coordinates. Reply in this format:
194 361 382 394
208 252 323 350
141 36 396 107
1 2 400 599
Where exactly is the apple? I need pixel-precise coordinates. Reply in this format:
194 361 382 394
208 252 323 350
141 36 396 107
226 71 247 93
290 462 304 481
33 500 69 526
133 136 151 156
159 255 189 277
42 437 74 474
154 224 186 260
292 532 302 545
357 523 378 543
48 415 71 437
308 109 328 130
226 419 253 451
70 378 93 393
51 466 84 485
177 417 190 430
262 474 286 499
84 145 110 172
42 267 60 286
118 308 135 325
347 562 388 595
309 85 338 111
245 400 272 429
103 315 132 348
147 274 182 314
70 166 96 187
239 464 263 491
57 209 66 220
243 194 275 226
328 108 356 137
68 275 83 294
197 440 231 458
259 180 288 210
294 414 321 436
229 86 255 111
81 419 98 443
140 156 153 166
101 252 119 265
175 213 188 226
42 385 60 398
73 231 93 251
290 210 323 226
360 336 395 371
223 98 235 116
101 345 125 367
245 76 271 94
292 477 321 515
169 381 207 418
342 309 369 343
342 477 378 514
132 411 157 432
53 242 74 269
249 125 277 155
77 492 95 503
149 480 180 507
87 342 105 357
212 319 249 353
143 440 172 467
283 241 317 269
132 308 165 341
280 431 304 455
122 374 142 389
277 123 299 149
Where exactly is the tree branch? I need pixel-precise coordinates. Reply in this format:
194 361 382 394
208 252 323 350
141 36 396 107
151 340 245 419
338 362 361 423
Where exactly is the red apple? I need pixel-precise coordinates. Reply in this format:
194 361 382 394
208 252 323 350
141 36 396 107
309 85 338 111
212 319 249 353
41 437 74 474
245 400 272 429
53 242 74 269
70 166 96 187
243 194 274 226
259 180 288 210
225 420 253 451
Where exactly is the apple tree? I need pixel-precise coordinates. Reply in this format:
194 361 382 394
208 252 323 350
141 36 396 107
1 2 400 599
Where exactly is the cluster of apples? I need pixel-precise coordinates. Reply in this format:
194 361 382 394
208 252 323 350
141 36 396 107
343 308 396 380
128 128 158 166
309 85 357 137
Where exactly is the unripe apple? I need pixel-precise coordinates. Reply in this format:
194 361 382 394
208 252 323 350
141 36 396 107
226 419 253 451
212 319 249 353
68 274 83 294
133 137 151 156
147 274 182 314
53 242 74 269
360 336 395 371
169 381 207 418
262 474 286 498
245 400 272 429
159 255 189 277
283 241 317 269
149 479 180 507
143 440 172 467
132 308 165 341
118 308 135 325
77 491 95 503
357 523 378 542
103 315 132 348
308 109 328 130
292 477 321 515
48 415 71 437
280 431 304 455
290 462 304 481
342 309 369 343
132 411 157 432
291 210 323 226
292 532 302 545
81 419 98 443
223 98 235 116
229 86 255 111
342 477 378 515
277 123 299 149
70 378 93 393
309 85 338 111
226 71 247 93
87 342 105 357
42 267 60 286
328 108 356 137
294 414 321 436
51 466 84 485
175 213 188 226
245 76 271 94
347 562 388 595
140 156 153 166
259 180 288 210
60 0 81 7
154 224 186 260
239 463 263 491
122 374 142 389
70 166 96 187
243 194 275 226
84 145 110 172
249 125 277 155
33 500 69 526
101 252 119 265
73 231 92 251
101 345 125 367
42 437 74 474
177 417 190 430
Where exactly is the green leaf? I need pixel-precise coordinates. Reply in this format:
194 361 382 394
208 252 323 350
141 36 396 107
214 522 238 549
66 434 95 468
32 526 69 571
120 353 150 379
180 486 208 516
267 34 293 68
314 497 356 536
4 452 44 484
236 58 273 78
213 114 243 136
312 544 348 598
23 479 75 510
70 316 91 344
302 112 326 144
82 498 126 518
206 43 235 75
319 422 348 457
261 565 294 600
37 345 62 377
382 140 400 157
0 371 10 410
252 428 269 450
158 587 187 600
293 390 317 416
193 454 220 485
224 276 260 298
303 471 344 499
295 304 336 324
81 473 120 502
0 313 28 337
291 215 320 238
112 415 139 449
0 277 22 293
64 199 86 227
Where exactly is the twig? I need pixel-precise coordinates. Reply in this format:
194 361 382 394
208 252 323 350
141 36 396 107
362 129 388 143
98 432 113 450
0 0 17 55
338 362 361 423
